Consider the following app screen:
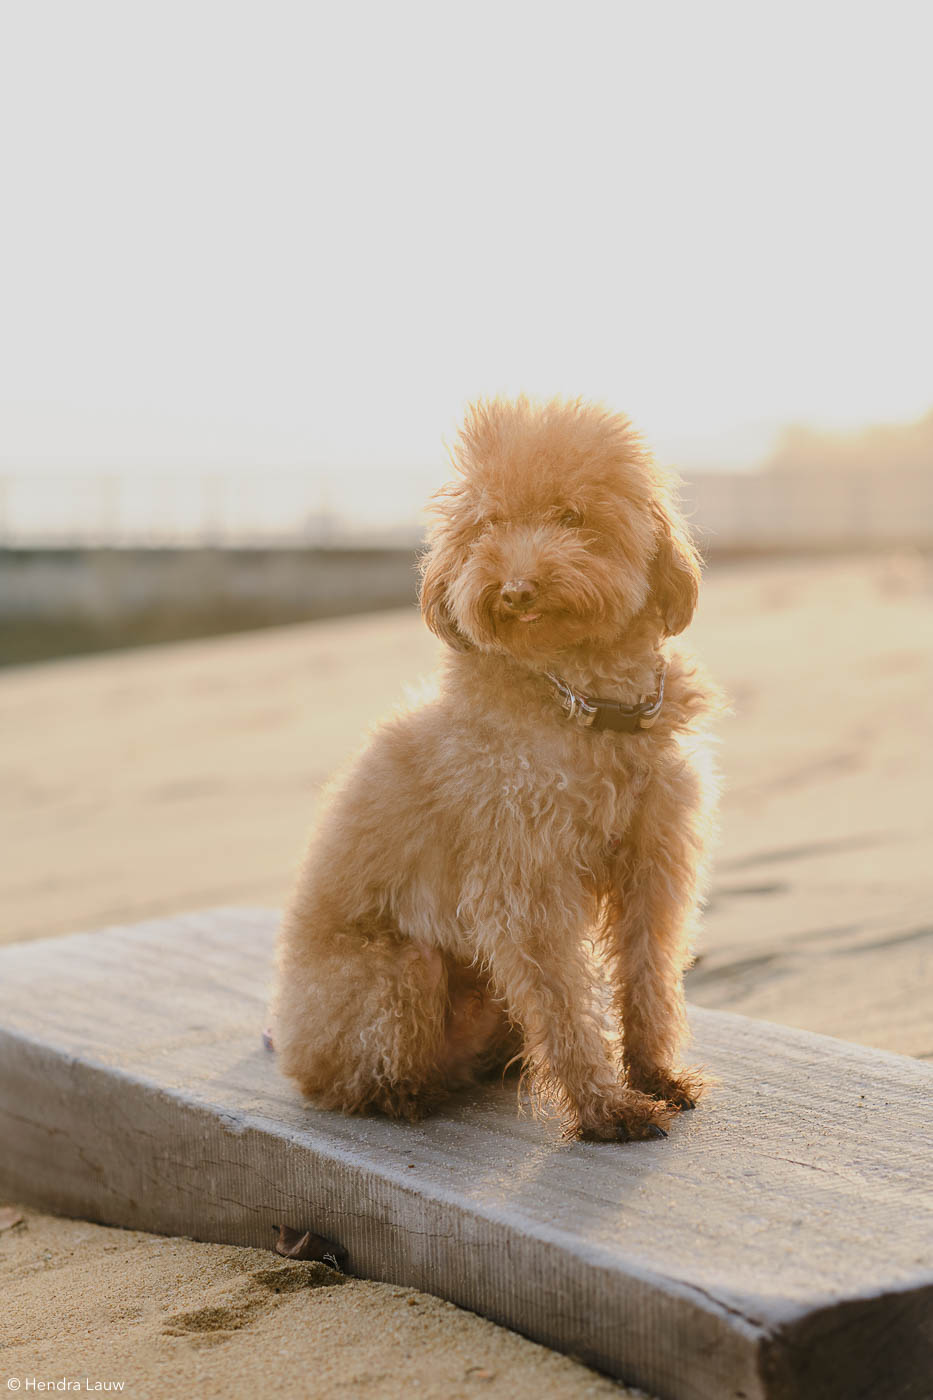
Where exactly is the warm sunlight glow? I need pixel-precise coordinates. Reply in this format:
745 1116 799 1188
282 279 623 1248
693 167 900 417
1 1 930 479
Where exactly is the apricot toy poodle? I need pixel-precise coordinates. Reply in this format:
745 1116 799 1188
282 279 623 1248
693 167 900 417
273 396 719 1141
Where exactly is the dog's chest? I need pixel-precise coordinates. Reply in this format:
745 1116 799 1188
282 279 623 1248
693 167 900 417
493 728 648 855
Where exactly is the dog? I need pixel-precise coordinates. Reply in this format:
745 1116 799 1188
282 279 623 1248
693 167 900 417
273 396 719 1141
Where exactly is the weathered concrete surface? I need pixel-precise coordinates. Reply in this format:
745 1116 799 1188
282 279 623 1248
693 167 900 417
0 909 931 1400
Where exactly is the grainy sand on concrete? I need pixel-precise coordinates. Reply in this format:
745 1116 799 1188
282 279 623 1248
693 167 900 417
1 553 931 1397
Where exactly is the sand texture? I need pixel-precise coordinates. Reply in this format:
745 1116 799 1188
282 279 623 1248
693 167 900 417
1 553 931 1396
0 1213 631 1398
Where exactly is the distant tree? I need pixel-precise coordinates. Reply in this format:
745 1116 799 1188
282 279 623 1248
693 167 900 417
766 408 933 473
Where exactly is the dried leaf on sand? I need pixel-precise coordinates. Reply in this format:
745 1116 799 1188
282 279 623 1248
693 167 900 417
273 1224 346 1269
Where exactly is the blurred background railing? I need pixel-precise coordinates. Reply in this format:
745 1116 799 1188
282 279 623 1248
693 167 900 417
2 464 931 667
0 469 440 549
684 466 933 554
2 463 932 551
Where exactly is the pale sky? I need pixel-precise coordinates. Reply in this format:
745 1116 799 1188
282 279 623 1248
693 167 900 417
1 0 931 481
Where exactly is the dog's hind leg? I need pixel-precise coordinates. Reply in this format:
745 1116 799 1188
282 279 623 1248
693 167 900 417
273 904 456 1120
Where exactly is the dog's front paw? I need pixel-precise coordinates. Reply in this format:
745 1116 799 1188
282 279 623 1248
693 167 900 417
627 1065 706 1112
575 1089 674 1144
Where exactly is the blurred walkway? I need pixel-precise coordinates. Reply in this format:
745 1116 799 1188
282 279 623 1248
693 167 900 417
2 554 931 1057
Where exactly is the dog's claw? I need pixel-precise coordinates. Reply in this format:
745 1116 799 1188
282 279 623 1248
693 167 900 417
646 1124 668 1139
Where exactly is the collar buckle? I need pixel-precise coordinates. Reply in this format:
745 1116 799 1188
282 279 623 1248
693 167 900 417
636 678 665 729
545 673 598 727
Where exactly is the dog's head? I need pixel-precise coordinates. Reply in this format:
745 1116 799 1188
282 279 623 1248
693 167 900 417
420 396 700 659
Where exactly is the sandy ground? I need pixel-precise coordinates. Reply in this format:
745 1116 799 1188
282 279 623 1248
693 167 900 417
0 1214 628 1400
2 553 932 1396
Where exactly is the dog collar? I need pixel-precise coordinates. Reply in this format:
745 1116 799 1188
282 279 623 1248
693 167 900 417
544 666 666 733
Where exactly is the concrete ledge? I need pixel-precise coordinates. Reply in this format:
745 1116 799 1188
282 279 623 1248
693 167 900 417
0 546 419 664
0 909 931 1400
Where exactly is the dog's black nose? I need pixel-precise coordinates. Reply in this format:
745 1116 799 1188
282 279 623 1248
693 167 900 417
500 579 538 610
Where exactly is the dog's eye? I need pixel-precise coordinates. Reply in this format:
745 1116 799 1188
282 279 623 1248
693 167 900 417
559 508 584 528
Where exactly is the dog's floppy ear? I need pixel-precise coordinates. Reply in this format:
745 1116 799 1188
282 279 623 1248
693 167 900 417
648 499 701 637
419 540 473 651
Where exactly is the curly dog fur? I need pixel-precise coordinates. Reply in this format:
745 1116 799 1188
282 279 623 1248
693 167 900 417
273 396 719 1141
